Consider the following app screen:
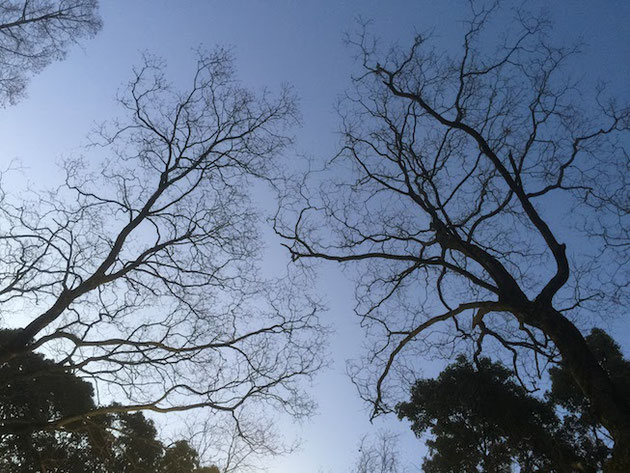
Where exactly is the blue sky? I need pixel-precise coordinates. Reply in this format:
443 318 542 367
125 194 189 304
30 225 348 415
1 1 629 471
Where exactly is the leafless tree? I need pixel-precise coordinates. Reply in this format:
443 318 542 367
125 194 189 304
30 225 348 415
276 2 630 468
182 412 294 472
0 0 101 106
0 49 324 447
353 431 402 473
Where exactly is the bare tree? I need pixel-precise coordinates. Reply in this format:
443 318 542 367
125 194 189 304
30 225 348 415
182 412 294 473
0 49 324 447
276 2 630 468
0 0 101 105
353 432 401 473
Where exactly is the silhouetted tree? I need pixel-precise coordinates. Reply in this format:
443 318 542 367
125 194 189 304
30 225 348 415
275 1 630 468
97 411 220 473
109 411 163 473
0 330 106 472
548 329 630 470
397 356 582 472
0 45 323 449
0 0 320 467
353 431 401 473
161 440 202 473
0 0 101 105
102 410 217 473
196 467 221 473
396 329 629 472
0 335 220 471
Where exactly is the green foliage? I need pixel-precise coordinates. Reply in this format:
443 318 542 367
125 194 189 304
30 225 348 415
0 331 95 425
550 329 630 412
0 330 218 472
397 329 627 472
195 467 221 473
0 330 105 472
548 329 630 471
161 440 202 473
109 411 164 473
397 356 568 472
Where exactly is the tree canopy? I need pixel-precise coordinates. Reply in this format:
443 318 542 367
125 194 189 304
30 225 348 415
0 2 323 457
1 0 630 471
0 0 101 105
0 1 324 470
396 329 629 472
276 1 630 467
0 332 218 472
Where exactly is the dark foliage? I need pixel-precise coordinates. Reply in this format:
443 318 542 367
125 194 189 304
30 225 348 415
548 329 630 471
397 329 629 472
398 356 570 472
0 330 218 472
0 16 321 454
276 1 630 466
0 330 104 472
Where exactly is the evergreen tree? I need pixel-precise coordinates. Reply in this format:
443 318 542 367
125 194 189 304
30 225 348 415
0 330 218 472
396 329 627 472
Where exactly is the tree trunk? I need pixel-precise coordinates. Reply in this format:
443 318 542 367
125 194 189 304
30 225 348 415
534 306 630 470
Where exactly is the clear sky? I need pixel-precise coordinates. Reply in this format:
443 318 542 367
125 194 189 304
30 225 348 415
1 1 629 472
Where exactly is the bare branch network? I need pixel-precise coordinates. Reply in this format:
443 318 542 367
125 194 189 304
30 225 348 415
0 0 101 106
274 3 630 461
0 48 324 440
